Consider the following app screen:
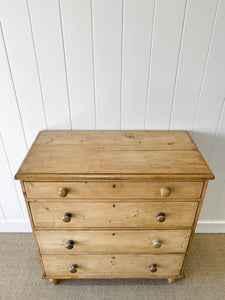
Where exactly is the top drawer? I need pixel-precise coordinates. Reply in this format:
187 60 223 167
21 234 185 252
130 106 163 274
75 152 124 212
25 181 203 199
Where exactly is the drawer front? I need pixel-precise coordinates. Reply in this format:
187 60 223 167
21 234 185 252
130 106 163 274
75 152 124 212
30 201 198 228
42 254 185 278
25 181 203 199
36 229 191 254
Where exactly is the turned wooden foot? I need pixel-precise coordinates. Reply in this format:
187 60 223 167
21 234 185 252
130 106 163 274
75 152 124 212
49 279 59 285
168 278 177 284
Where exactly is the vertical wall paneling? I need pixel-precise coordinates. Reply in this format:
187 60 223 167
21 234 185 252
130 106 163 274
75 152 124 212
192 0 225 161
0 0 225 231
60 0 96 129
200 102 225 221
121 0 154 129
0 0 47 147
190 0 225 221
0 135 24 221
28 0 71 129
92 0 122 129
170 0 218 131
0 23 27 173
0 24 28 220
203 102 225 221
145 0 186 129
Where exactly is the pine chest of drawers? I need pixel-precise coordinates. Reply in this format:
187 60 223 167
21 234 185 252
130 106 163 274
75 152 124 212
15 130 214 284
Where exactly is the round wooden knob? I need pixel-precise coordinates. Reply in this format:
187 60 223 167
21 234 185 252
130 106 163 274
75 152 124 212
62 212 72 222
160 186 171 197
69 264 78 273
152 240 161 248
149 263 157 272
66 240 75 249
58 187 68 197
156 212 166 222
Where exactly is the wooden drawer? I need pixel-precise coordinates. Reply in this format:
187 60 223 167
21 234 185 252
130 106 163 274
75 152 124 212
25 181 203 199
30 201 198 229
42 254 185 278
36 229 191 254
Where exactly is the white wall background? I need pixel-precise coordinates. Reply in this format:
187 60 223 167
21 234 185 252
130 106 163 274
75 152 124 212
0 0 225 232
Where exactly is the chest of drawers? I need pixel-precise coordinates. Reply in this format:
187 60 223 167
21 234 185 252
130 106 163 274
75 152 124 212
15 130 214 284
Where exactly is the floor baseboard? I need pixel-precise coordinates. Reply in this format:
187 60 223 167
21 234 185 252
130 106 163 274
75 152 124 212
196 221 225 233
0 221 32 232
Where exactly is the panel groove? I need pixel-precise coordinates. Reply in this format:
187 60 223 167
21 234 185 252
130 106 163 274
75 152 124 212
26 0 48 130
168 0 188 129
119 0 124 130
208 99 225 220
0 201 6 221
92 0 122 129
191 0 225 168
0 23 28 150
212 177 225 220
58 0 72 130
192 0 220 132
0 134 25 220
208 97 225 163
144 0 156 130
28 0 72 129
90 0 97 130
121 0 154 129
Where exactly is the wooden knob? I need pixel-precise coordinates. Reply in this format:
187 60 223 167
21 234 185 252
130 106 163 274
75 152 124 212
62 212 72 222
160 186 171 197
149 263 157 272
152 240 161 248
156 212 166 222
70 264 78 273
58 187 68 197
66 240 74 249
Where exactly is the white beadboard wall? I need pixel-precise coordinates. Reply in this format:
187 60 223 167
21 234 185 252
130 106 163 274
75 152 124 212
0 0 225 232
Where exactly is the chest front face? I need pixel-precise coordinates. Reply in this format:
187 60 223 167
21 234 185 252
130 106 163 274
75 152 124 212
15 130 214 284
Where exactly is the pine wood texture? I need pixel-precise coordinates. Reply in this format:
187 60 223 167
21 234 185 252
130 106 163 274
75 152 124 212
36 229 191 254
14 130 214 283
29 201 198 229
42 254 185 278
15 131 214 180
25 181 203 199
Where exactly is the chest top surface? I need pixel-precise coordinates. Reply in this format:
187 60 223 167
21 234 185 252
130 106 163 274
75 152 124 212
15 130 214 181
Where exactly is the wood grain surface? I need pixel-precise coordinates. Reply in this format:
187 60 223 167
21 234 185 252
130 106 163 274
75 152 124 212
30 200 197 229
25 181 203 199
42 253 185 278
15 131 214 180
36 229 191 254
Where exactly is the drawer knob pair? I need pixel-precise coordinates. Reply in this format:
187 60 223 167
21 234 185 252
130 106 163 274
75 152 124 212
58 186 171 198
160 186 171 197
58 187 68 197
62 212 166 223
70 264 78 273
149 263 157 272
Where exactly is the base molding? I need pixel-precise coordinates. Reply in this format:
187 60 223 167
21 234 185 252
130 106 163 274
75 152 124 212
196 221 225 233
0 221 31 232
0 221 225 233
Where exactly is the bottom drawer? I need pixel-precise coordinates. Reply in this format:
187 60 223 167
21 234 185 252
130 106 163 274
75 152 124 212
42 254 185 278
